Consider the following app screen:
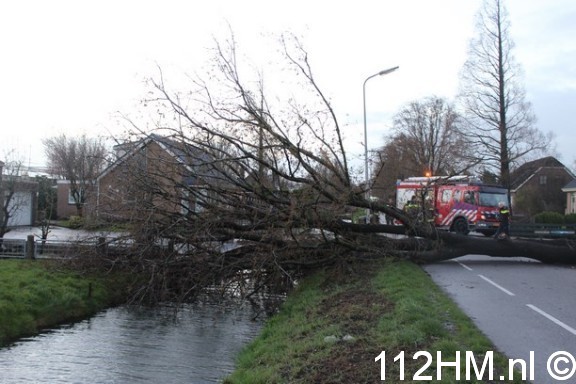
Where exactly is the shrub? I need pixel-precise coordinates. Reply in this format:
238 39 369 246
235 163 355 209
565 214 576 224
67 215 85 229
533 211 565 224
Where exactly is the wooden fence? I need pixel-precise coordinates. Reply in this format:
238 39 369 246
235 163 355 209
0 235 115 259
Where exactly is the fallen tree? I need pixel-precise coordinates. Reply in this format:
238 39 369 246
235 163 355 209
99 32 575 304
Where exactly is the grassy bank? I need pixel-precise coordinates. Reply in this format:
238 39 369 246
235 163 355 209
226 260 526 383
0 259 128 346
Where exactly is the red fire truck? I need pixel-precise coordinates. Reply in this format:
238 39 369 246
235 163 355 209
396 176 509 236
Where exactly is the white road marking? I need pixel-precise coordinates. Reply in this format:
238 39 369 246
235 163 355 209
478 274 516 296
527 304 576 337
457 261 473 271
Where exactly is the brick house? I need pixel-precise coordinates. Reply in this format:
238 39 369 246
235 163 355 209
561 179 576 215
55 180 97 219
510 156 575 219
94 134 216 222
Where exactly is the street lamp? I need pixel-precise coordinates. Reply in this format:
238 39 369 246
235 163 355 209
363 66 399 222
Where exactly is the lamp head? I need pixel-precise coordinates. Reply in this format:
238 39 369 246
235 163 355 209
378 66 399 76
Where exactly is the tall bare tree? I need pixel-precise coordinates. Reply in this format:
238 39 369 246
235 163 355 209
458 0 552 188
396 96 467 175
370 138 411 202
372 96 471 201
43 134 108 217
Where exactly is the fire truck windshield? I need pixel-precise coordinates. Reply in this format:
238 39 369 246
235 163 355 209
479 191 508 207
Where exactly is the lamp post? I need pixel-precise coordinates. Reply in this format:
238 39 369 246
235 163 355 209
363 66 399 222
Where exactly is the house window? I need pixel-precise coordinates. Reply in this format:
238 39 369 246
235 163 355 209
539 175 547 185
181 186 210 214
68 187 85 205
194 186 210 213
181 189 191 215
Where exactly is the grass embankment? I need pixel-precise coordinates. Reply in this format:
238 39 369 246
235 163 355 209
0 259 128 346
226 260 526 383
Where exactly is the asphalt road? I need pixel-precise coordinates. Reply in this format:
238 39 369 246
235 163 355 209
424 255 576 383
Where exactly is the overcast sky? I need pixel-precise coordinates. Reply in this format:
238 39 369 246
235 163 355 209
1 0 575 173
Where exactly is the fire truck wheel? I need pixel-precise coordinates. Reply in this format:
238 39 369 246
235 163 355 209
452 217 470 235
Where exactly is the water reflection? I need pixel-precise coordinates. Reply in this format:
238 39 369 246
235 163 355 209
0 301 264 383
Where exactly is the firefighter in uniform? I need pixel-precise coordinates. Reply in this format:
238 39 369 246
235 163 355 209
494 202 510 239
423 195 436 224
403 196 420 219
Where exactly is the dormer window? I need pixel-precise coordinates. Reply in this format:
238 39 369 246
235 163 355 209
539 175 547 185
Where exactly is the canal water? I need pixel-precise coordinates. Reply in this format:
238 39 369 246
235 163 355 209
0 300 265 383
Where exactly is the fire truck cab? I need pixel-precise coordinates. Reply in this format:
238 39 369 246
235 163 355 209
396 176 509 236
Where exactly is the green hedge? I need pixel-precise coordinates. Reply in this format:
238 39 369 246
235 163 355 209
533 211 566 224
565 214 576 224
